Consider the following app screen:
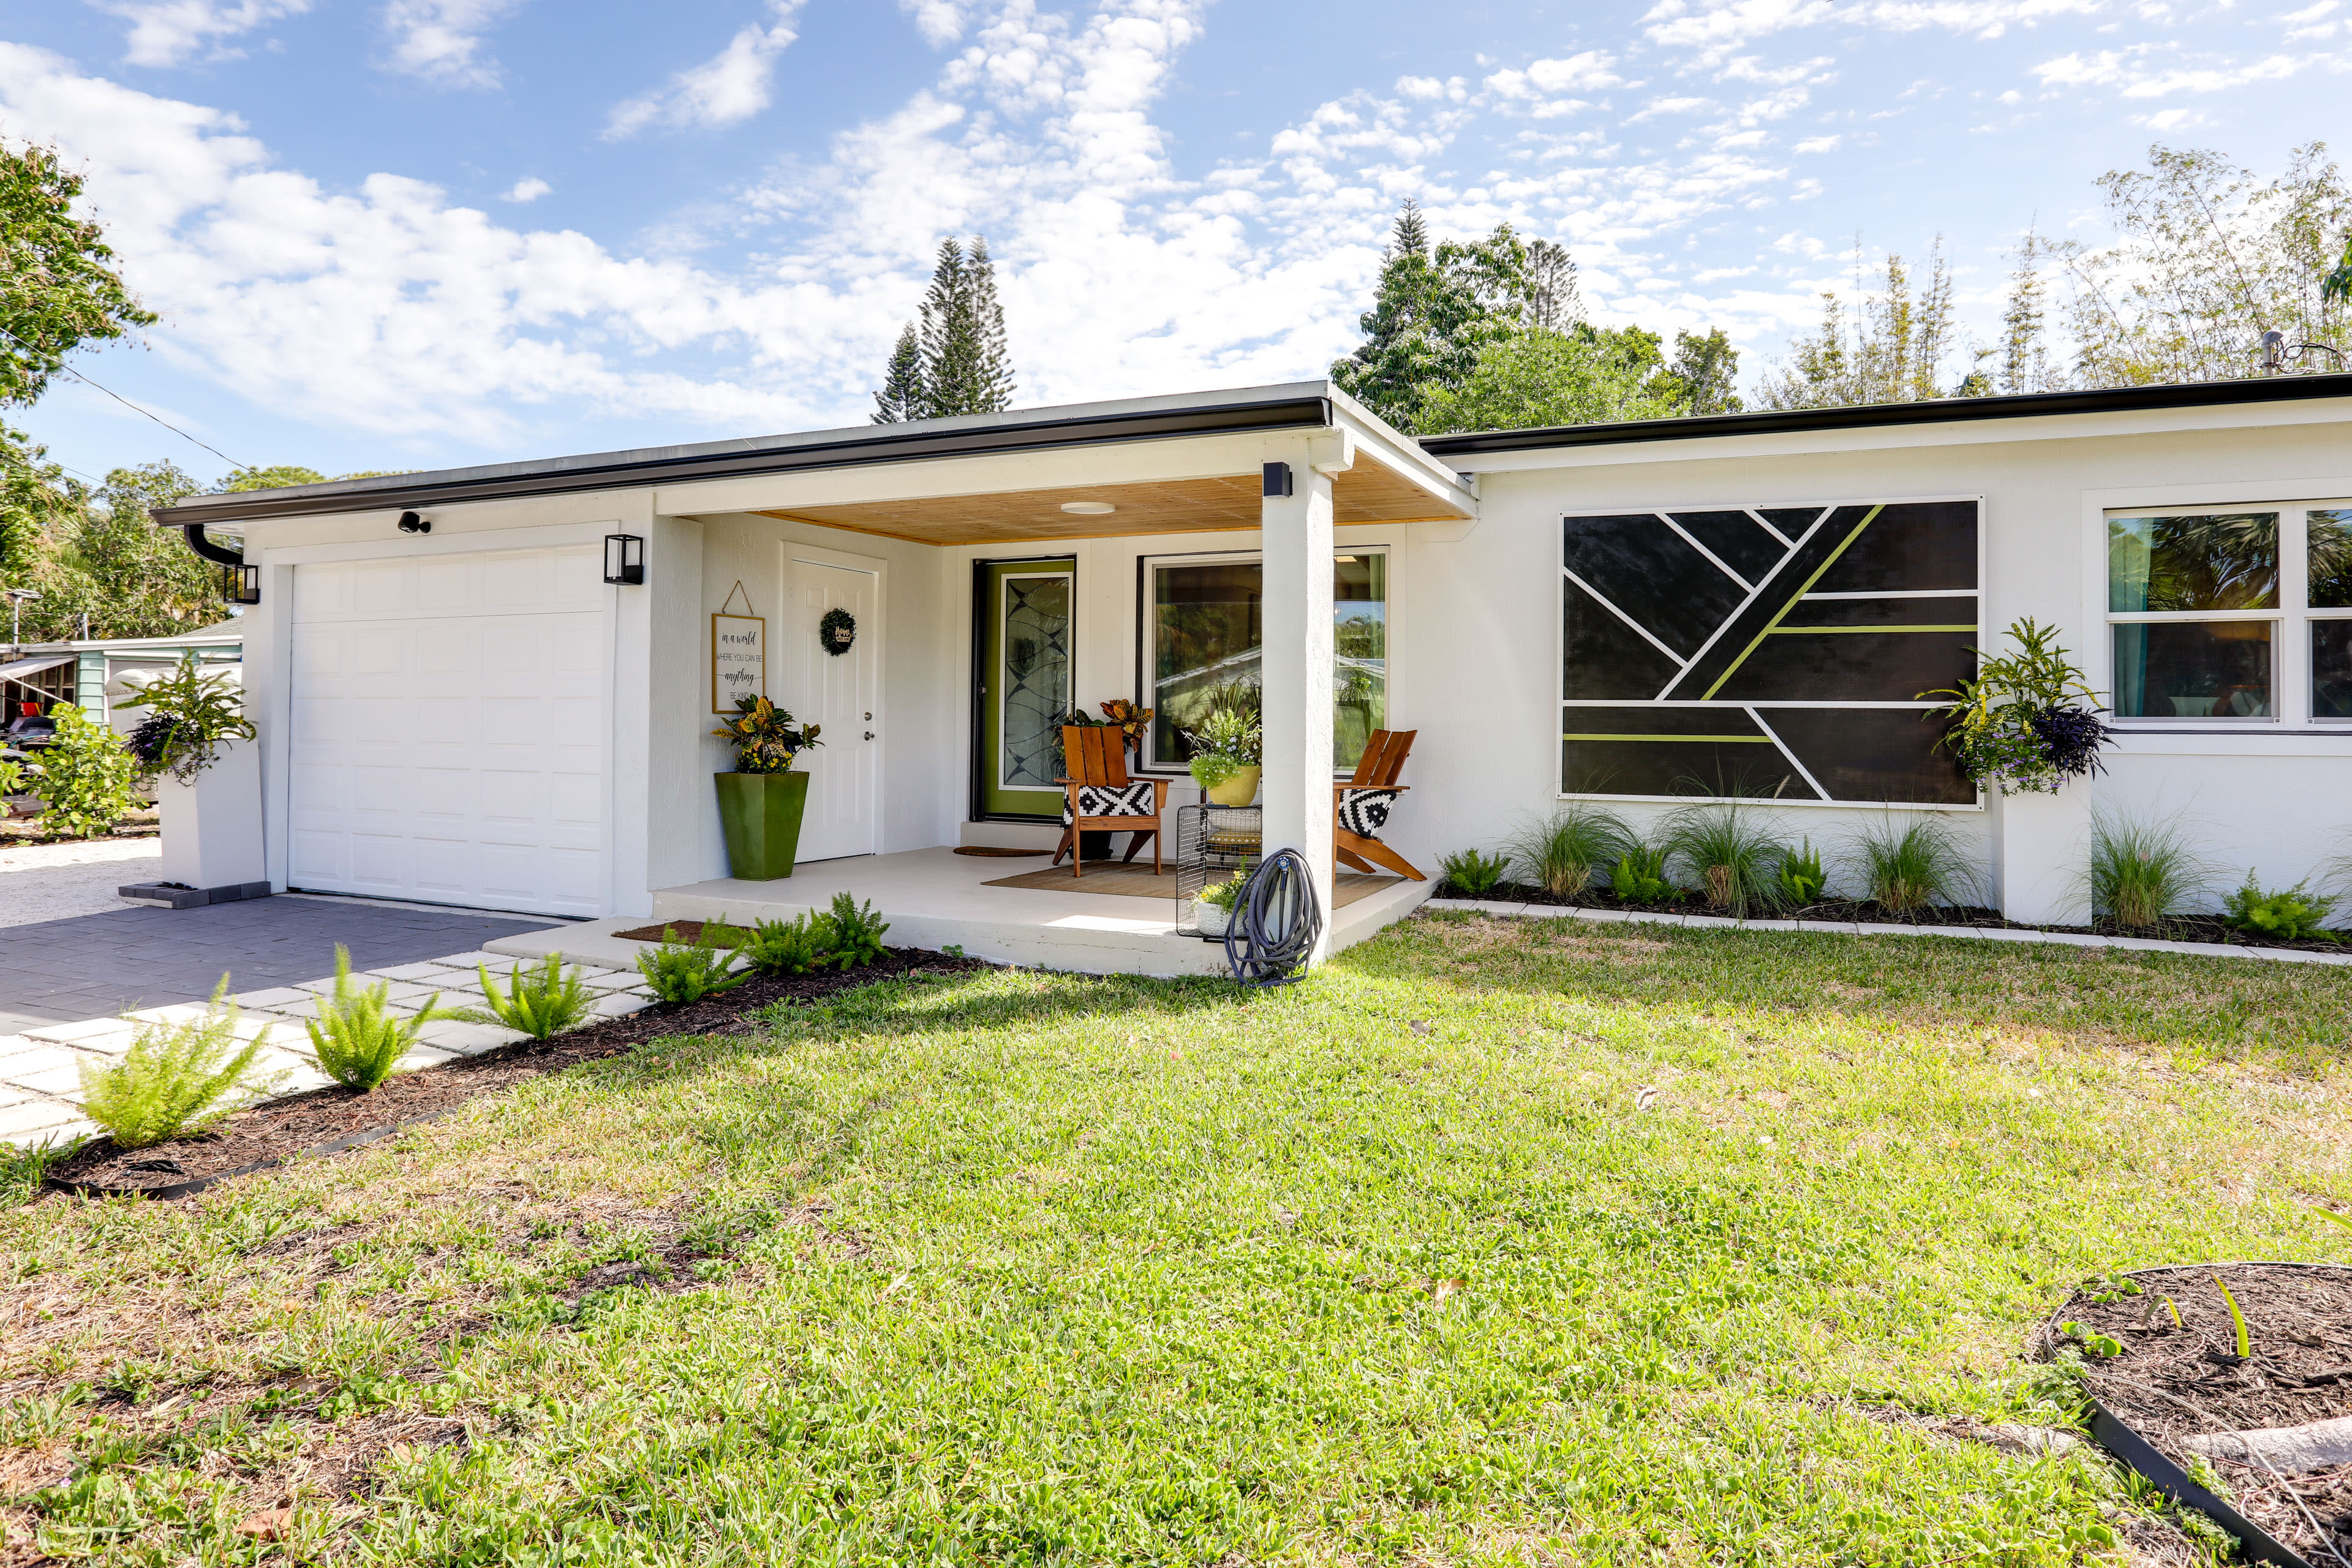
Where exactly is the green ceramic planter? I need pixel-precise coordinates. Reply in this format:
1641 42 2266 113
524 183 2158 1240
715 770 809 880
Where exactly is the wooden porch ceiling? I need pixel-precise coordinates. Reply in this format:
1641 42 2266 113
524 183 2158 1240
753 461 1466 546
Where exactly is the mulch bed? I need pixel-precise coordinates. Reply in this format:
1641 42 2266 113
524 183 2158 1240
43 946 984 1198
2054 1264 2352 1562
1427 883 2348 954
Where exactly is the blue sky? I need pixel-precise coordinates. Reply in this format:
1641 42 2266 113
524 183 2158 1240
2 0 2343 486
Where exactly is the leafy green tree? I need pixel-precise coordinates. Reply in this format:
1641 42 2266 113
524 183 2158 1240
873 237 1017 423
1757 241 1962 409
1 140 155 407
1415 326 1685 434
19 462 220 641
28 701 142 839
1330 202 1534 433
224 465 327 491
1656 328 1744 415
0 424 77 591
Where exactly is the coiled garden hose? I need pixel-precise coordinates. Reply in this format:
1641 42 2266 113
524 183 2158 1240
1221 847 1324 986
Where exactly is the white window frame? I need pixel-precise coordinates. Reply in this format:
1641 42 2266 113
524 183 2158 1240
2101 497 2352 729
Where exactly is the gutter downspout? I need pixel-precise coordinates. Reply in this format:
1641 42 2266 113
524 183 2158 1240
181 523 243 571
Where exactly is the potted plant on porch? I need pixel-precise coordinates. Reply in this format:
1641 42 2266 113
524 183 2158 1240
1183 701 1262 807
712 695 823 880
113 656 264 903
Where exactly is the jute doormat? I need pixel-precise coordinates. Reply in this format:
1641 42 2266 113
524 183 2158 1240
981 863 1404 908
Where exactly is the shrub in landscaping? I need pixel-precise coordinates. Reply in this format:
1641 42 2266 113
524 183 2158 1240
1505 805 1629 897
1610 843 1675 903
2089 809 2212 930
78 977 273 1148
453 954 598 1039
306 946 451 1091
636 928 749 1003
115 655 255 783
29 704 143 840
2222 874 2341 943
1662 802 1792 915
1438 848 1511 896
1846 813 1979 914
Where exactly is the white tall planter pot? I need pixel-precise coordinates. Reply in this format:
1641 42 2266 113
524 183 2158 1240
149 739 267 899
1994 786 2094 927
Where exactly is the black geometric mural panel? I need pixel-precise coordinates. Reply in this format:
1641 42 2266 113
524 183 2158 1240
1559 498 1981 805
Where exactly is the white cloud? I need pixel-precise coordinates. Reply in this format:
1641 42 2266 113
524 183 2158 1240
378 0 526 89
88 0 314 69
502 176 550 202
1642 0 2100 64
605 0 809 138
1629 94 1716 119
1793 132 1841 150
2029 42 2327 92
902 0 974 45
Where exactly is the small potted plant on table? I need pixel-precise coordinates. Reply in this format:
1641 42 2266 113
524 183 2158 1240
712 695 822 880
1184 701 1262 807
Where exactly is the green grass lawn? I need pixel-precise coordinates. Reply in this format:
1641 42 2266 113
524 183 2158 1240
9 911 2352 1566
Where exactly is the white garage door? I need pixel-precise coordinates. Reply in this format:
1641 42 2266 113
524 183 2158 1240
288 546 606 917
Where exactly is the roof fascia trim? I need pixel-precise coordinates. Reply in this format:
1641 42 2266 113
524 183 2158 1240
152 395 1335 527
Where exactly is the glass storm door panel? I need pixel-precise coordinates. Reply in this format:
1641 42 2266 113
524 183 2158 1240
977 559 1075 818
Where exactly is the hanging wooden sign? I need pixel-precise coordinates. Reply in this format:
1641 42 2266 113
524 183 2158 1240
712 581 766 714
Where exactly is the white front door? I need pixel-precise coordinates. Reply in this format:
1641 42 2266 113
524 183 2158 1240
783 549 880 862
287 546 607 916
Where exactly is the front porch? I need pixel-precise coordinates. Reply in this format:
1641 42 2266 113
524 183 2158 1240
489 847 1436 977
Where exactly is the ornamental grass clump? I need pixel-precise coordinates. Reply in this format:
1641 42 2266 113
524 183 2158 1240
1662 802 1793 916
1847 813 1979 916
79 977 274 1148
306 946 451 1091
452 954 598 1039
1506 805 1629 898
2089 809 2213 931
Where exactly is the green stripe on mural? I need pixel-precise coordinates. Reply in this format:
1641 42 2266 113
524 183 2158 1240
1700 503 1884 701
1561 734 1773 743
1764 624 1976 634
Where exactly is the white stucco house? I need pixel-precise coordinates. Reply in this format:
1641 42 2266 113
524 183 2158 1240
151 373 2352 973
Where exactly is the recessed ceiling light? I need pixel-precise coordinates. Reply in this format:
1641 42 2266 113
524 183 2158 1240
1060 500 1117 515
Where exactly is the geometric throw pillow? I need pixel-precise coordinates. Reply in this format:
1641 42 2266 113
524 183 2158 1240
1336 786 1403 839
1065 781 1158 823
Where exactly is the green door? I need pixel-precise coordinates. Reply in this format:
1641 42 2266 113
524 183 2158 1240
976 558 1076 818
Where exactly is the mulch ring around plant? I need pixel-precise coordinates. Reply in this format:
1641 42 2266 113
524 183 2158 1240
42 946 984 1200
1426 885 2348 954
2051 1264 2352 1562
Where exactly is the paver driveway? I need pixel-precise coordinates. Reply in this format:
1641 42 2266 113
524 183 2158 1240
0 895 560 1036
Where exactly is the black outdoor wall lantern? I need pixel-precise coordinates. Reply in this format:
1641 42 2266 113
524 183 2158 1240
224 563 261 605
1262 461 1294 498
603 533 645 585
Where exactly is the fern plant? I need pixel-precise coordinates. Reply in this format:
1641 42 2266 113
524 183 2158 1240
1777 840 1826 906
826 892 891 968
452 955 599 1039
306 946 451 1090
1439 848 1511 896
636 928 749 1003
78 977 276 1148
741 913 834 976
1610 843 1675 903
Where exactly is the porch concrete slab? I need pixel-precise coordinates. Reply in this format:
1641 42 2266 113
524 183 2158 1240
610 848 1436 979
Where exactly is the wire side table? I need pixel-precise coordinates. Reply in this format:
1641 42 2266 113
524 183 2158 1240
1173 802 1262 938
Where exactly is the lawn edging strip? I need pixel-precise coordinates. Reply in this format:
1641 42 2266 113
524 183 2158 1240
1423 900 2352 967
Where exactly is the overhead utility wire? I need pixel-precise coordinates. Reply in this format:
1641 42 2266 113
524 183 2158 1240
0 326 247 471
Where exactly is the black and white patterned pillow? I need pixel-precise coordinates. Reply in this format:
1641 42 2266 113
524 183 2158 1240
1063 782 1157 823
1336 786 1402 839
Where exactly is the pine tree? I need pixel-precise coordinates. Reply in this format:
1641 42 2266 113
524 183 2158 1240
1331 202 1534 432
872 323 924 424
872 235 1017 423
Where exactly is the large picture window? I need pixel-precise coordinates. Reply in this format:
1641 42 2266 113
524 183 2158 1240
1558 499 1980 805
2105 503 2352 723
1141 549 1387 773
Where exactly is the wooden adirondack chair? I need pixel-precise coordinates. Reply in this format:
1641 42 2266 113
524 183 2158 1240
1052 725 1169 878
1334 728 1425 881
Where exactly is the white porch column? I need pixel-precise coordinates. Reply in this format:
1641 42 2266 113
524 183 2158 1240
1259 438 1340 959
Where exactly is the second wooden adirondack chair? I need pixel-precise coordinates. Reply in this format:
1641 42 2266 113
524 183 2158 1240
1052 724 1169 877
1334 728 1425 881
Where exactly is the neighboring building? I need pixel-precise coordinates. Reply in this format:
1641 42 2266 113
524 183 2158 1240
149 375 2352 969
2 623 244 733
